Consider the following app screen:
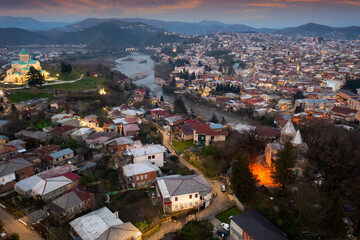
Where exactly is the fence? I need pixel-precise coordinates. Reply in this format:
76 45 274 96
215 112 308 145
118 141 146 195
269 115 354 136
142 223 160 238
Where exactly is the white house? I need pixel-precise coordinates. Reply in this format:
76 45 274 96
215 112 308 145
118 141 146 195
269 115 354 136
69 207 141 240
71 128 92 142
156 174 212 213
128 144 167 167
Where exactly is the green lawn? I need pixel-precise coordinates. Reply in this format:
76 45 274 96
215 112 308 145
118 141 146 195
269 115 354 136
6 92 53 103
40 76 104 90
173 140 197 153
216 206 241 223
48 69 81 81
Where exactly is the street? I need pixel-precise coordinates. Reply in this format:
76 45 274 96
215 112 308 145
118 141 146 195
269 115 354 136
147 128 235 239
0 208 43 240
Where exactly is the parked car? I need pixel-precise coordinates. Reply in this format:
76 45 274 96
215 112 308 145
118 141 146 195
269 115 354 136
221 223 230 231
221 184 226 192
216 230 228 238
175 150 181 155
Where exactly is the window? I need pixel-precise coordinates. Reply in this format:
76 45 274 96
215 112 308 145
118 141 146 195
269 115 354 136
148 156 151 160
145 174 147 179
189 202 192 207
136 176 139 181
175 205 178 209
195 201 198 205
175 197 178 201
63 156 65 159
140 175 143 180
195 194 198 198
152 155 155 159
189 194 192 199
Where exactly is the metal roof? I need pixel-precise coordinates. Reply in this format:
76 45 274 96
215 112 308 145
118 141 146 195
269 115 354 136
129 144 166 158
49 148 73 159
70 207 123 240
157 174 212 197
122 162 160 177
231 210 288 240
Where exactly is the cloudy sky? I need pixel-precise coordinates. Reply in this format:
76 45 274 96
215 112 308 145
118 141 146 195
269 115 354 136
1 0 359 28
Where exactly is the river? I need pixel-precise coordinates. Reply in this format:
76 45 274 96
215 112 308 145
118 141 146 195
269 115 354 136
113 53 249 126
113 53 163 97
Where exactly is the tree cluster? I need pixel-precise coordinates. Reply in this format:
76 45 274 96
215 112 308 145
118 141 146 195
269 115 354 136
60 62 72 73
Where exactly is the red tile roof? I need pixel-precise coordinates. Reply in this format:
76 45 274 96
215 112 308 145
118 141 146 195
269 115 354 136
332 106 357 115
193 124 228 136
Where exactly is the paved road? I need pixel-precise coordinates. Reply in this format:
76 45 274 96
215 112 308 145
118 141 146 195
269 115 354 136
3 74 84 90
147 128 235 239
0 208 43 240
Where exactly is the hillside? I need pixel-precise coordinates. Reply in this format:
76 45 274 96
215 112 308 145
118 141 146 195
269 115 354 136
0 16 71 31
61 17 275 35
0 28 50 46
275 23 360 40
55 21 182 49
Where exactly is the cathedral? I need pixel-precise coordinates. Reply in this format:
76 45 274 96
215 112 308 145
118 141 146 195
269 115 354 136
265 119 308 177
4 49 47 84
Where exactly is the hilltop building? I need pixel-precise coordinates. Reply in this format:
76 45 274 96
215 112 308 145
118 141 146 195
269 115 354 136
4 48 48 84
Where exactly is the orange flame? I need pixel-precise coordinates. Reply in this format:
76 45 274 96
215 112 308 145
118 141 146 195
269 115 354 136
249 162 277 187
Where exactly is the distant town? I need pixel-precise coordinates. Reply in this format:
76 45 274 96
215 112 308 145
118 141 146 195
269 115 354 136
0 28 359 240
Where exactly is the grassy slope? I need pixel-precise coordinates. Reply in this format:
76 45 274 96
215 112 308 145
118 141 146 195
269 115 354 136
48 69 81 81
6 92 53 103
40 76 103 90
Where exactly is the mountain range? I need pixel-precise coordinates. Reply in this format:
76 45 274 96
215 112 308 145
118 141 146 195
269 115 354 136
0 17 359 48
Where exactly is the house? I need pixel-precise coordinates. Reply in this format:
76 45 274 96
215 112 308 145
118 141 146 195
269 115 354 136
71 128 92 142
105 137 134 153
331 106 358 121
55 117 79 128
0 145 19 159
179 124 194 140
48 186 94 224
192 123 228 147
122 162 161 189
15 130 51 142
0 135 9 145
51 113 71 123
150 109 167 119
83 115 98 128
338 89 357 100
123 124 140 137
156 174 212 213
128 144 167 167
230 210 288 240
0 157 34 193
49 125 77 139
46 148 74 166
14 164 79 202
0 120 9 132
164 115 183 126
85 132 117 149
69 207 141 240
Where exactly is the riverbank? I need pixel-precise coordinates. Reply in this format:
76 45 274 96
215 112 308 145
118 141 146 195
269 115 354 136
112 53 163 97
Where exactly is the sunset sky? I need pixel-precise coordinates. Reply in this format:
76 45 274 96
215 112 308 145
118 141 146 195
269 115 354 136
1 0 359 28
